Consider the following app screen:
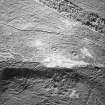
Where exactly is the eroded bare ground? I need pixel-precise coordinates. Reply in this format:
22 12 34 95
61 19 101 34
0 66 105 105
0 0 105 105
